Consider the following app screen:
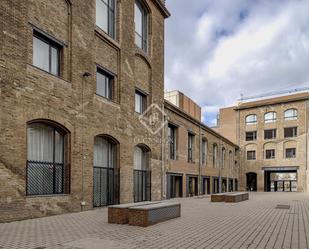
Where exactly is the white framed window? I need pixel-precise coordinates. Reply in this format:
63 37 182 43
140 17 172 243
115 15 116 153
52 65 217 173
135 90 146 114
264 112 276 123
284 109 298 120
246 114 257 125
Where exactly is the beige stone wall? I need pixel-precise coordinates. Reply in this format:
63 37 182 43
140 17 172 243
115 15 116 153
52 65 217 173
237 100 308 192
0 0 168 222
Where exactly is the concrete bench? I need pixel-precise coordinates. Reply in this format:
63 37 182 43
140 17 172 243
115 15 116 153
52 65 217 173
128 202 181 227
211 193 226 202
108 201 159 224
225 192 249 203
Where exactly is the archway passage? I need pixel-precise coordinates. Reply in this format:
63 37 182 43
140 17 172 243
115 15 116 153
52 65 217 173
246 172 257 191
264 168 297 192
93 136 119 207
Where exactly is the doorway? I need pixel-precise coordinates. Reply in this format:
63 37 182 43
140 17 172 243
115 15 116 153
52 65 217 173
166 173 183 199
202 177 210 195
187 175 198 197
246 172 257 191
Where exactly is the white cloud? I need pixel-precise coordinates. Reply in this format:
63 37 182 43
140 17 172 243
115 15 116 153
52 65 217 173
165 0 309 125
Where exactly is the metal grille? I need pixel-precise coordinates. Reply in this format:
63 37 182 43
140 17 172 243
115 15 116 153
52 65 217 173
148 205 180 223
93 167 119 207
134 170 151 202
26 160 64 195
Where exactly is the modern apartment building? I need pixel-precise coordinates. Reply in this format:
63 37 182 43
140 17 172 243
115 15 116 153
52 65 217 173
0 0 170 222
164 91 239 199
215 92 309 192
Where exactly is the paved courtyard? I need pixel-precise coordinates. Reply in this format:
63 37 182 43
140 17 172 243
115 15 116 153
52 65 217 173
1 192 309 249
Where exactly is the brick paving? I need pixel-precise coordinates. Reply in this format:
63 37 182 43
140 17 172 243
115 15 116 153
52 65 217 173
0 192 309 249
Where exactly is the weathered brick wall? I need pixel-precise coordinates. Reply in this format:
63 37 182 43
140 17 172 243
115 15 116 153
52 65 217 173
0 0 167 222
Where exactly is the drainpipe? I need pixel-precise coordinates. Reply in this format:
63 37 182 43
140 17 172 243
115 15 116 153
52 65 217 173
199 124 202 195
81 72 91 211
305 100 308 191
161 103 165 200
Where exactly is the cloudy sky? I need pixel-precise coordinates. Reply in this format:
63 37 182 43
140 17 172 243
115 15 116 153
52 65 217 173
164 0 309 126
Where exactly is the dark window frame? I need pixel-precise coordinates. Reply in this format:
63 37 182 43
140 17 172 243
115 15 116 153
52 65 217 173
246 114 257 125
264 112 277 123
284 127 298 138
187 133 195 163
246 131 257 141
135 89 147 114
202 139 207 165
265 149 275 159
285 148 296 158
96 0 116 38
96 67 114 100
135 0 148 53
284 109 298 120
247 150 256 160
168 124 177 160
33 30 62 77
264 129 277 140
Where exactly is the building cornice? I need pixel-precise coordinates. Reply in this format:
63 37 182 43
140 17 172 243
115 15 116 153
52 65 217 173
151 0 171 18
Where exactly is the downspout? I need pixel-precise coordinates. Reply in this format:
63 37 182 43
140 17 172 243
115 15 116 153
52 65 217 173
199 124 202 195
161 103 165 200
305 100 308 192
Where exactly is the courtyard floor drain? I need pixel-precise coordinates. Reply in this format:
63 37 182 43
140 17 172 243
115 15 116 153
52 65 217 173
276 204 290 209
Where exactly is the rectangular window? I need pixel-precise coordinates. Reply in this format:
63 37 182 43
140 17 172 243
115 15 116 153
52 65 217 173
135 90 146 114
286 148 296 158
135 1 148 52
96 68 113 100
168 124 177 160
284 127 297 138
188 133 195 163
265 149 275 159
33 32 61 76
202 139 207 165
96 0 115 38
247 151 256 160
264 129 276 140
246 131 257 141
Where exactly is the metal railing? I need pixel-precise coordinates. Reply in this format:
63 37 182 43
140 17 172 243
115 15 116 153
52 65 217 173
134 169 151 202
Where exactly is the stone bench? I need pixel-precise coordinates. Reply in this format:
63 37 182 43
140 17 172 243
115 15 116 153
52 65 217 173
225 192 249 203
211 192 249 203
128 202 181 227
211 193 226 202
108 201 159 224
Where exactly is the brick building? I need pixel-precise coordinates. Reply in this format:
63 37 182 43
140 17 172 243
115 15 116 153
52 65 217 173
0 0 170 222
164 91 239 199
214 92 309 192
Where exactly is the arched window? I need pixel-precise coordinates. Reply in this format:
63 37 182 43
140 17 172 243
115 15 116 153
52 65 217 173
134 145 151 202
135 0 148 52
284 109 298 120
96 0 116 38
229 150 233 169
27 122 69 195
213 144 218 168
93 136 119 207
221 147 225 169
264 112 276 123
246 114 257 125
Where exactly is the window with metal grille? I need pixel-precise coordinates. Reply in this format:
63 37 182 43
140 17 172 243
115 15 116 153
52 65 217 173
187 133 195 163
27 122 69 195
168 124 177 160
265 149 275 159
286 148 296 158
264 112 277 123
33 31 61 76
284 109 298 120
284 127 297 138
247 150 256 160
264 129 276 139
133 145 151 202
96 0 116 38
246 131 257 141
135 0 148 52
96 68 113 100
